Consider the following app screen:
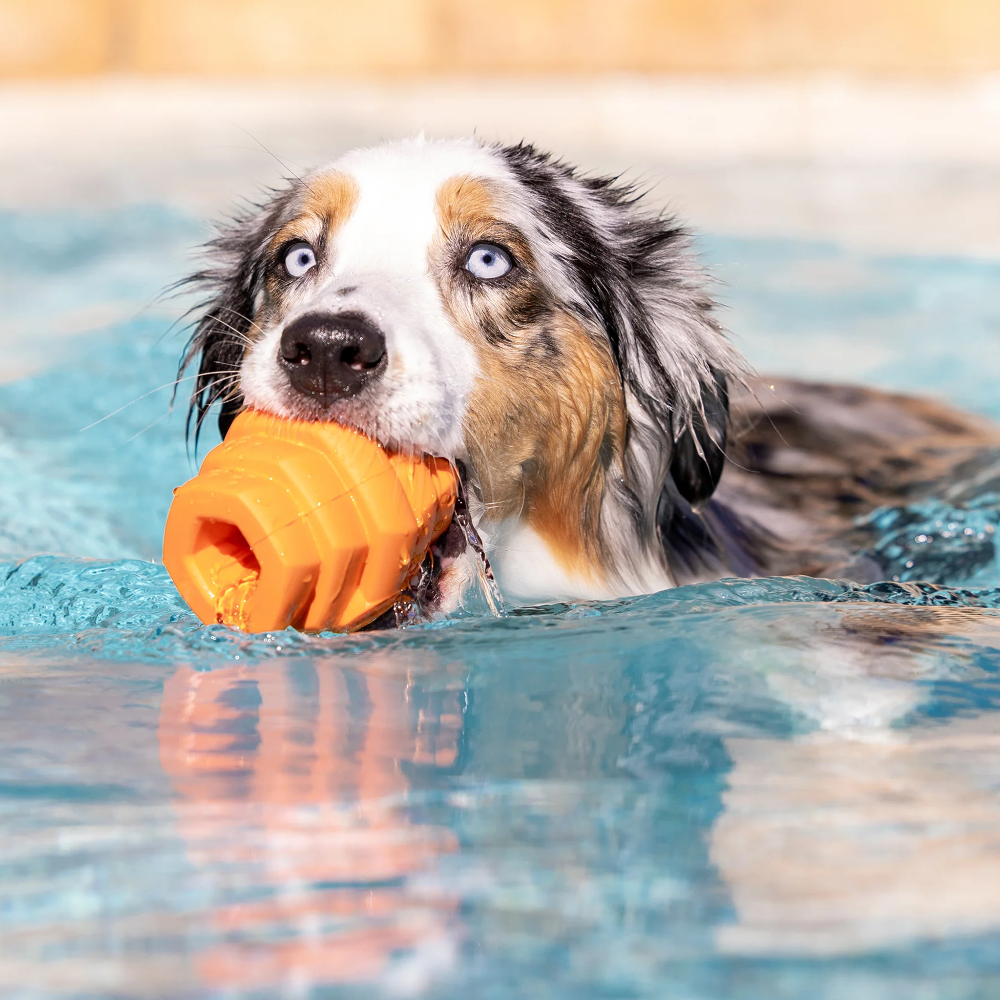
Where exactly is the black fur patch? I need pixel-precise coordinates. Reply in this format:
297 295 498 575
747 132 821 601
498 143 694 421
177 186 298 444
670 367 729 507
498 142 732 561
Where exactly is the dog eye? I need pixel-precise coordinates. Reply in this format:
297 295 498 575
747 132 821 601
284 242 317 278
465 243 512 280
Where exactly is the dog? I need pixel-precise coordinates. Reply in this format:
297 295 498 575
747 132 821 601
180 136 1000 616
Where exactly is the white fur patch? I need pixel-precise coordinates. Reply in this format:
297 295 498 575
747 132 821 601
483 520 626 603
240 137 505 457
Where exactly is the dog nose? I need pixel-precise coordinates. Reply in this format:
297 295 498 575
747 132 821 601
279 312 386 401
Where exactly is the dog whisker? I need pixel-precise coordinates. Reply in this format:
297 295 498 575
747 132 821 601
214 305 267 341
234 125 303 182
116 409 173 448
207 312 257 346
78 372 228 433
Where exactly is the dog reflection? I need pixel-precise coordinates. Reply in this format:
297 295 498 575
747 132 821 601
712 606 1000 955
158 659 464 992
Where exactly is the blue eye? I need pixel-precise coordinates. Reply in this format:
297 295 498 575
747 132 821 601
465 243 513 280
284 242 317 277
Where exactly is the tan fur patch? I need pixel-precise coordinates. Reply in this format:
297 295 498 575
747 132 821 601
435 176 536 269
258 172 361 334
466 316 626 581
269 172 360 253
436 175 495 234
300 172 361 238
432 175 626 582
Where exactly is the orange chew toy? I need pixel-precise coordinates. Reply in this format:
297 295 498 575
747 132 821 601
162 409 458 634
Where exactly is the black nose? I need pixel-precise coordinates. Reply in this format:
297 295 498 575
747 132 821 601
279 312 386 402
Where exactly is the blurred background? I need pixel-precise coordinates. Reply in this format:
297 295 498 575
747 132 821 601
0 0 998 394
5 0 1000 76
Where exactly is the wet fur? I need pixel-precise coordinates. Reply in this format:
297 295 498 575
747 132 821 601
179 137 1000 605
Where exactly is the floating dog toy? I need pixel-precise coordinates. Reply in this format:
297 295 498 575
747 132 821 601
163 409 457 633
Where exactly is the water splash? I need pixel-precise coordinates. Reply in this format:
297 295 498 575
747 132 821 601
858 498 1000 586
452 501 506 619
1 554 998 669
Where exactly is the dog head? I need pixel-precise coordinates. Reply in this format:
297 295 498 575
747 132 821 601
181 137 741 601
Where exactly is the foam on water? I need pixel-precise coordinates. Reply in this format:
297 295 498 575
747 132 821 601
2 206 1000 999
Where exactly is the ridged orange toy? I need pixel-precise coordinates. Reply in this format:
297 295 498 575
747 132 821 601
162 409 458 634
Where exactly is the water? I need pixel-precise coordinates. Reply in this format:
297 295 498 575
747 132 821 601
2 206 1000 998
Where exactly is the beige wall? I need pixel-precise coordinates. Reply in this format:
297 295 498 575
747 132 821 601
2 0 1000 77
1 0 113 75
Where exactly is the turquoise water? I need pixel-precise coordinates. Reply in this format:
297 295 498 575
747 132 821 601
2 207 1000 998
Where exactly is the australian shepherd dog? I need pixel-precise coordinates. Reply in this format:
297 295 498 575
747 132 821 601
180 137 1000 618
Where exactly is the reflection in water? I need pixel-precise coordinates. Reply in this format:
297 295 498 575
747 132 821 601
712 606 1000 957
150 603 1000 995
716 717 1000 956
4 598 1000 997
158 659 465 993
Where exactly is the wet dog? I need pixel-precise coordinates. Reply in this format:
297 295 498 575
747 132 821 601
181 137 1000 610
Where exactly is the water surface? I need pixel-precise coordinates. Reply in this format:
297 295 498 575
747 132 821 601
2 206 1000 998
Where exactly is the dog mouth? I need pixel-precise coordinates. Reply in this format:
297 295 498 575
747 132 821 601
362 460 504 630
241 333 505 627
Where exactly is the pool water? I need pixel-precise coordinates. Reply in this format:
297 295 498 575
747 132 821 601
2 206 1000 999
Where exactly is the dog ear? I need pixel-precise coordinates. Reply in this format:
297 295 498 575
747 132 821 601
180 288 251 446
178 193 291 447
216 387 245 439
669 367 728 507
